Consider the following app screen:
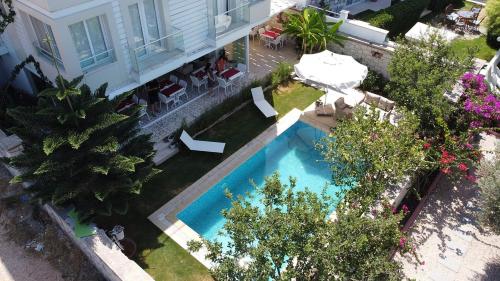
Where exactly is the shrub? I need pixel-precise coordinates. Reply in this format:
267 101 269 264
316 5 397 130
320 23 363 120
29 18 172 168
486 0 500 49
364 0 431 37
359 69 388 96
271 62 293 88
428 0 463 13
477 144 500 234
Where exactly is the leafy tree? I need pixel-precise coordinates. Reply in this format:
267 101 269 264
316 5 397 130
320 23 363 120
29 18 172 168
485 0 500 49
0 0 15 33
385 33 473 137
5 76 159 221
477 144 500 234
319 107 426 211
188 173 407 280
283 7 346 55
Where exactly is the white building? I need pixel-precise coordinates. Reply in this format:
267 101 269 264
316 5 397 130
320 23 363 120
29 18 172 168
0 0 293 97
309 0 391 15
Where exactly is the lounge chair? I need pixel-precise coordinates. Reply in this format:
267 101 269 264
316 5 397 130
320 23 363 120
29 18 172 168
251 87 278 118
180 130 225 153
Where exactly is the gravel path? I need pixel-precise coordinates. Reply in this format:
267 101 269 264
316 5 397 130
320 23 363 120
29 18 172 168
0 166 63 281
0 227 64 281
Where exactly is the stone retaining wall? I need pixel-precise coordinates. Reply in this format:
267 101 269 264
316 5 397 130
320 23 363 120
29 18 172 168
43 205 154 281
328 36 395 78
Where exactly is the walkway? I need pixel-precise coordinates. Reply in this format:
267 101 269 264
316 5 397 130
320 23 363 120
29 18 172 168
395 134 500 281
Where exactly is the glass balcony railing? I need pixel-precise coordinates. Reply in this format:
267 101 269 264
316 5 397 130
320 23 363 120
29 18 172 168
129 27 184 74
211 3 250 38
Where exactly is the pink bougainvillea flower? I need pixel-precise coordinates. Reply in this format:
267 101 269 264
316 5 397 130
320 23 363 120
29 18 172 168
423 143 431 150
399 237 407 248
465 174 476 182
402 204 410 215
458 163 468 172
441 167 451 174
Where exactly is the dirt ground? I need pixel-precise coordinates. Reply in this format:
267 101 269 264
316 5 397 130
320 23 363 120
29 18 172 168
0 165 103 281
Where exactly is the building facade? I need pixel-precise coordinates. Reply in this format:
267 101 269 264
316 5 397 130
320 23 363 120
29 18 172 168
0 0 280 97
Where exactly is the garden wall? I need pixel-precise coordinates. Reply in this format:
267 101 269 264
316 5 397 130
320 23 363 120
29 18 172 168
328 36 394 78
43 205 154 281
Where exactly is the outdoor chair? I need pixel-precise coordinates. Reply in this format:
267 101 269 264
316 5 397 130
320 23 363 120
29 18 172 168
180 130 225 153
217 77 233 95
190 75 207 93
251 87 278 118
178 80 188 101
269 36 282 50
249 28 258 41
169 74 178 84
258 28 266 44
138 99 151 120
159 93 176 110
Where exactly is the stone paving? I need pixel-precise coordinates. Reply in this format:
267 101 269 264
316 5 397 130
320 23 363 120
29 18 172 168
395 134 500 281
141 40 299 142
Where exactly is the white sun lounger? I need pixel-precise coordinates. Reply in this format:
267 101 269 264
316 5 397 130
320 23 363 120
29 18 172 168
180 131 225 153
251 87 278 118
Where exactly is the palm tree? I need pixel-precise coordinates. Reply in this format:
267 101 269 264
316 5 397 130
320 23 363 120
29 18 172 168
283 8 346 55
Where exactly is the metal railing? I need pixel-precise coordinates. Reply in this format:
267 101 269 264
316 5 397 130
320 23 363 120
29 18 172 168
129 27 184 74
213 3 250 37
80 49 115 72
307 4 341 18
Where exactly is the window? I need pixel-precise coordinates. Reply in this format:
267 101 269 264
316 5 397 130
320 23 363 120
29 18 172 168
69 16 113 70
29 16 61 61
128 0 161 57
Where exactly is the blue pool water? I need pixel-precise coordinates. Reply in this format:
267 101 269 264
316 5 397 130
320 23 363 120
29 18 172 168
177 121 344 243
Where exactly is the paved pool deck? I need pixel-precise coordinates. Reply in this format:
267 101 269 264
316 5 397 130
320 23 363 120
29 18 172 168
395 133 500 281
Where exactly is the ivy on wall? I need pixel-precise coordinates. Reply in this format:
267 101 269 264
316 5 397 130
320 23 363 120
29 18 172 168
0 0 16 33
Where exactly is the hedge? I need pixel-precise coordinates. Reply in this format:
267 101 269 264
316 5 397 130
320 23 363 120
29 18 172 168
361 0 431 37
428 0 463 13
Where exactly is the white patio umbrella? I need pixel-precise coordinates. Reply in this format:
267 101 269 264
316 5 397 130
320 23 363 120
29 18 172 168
294 50 368 91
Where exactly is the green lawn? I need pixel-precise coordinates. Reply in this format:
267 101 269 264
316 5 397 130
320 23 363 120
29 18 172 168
96 82 323 281
450 36 497 61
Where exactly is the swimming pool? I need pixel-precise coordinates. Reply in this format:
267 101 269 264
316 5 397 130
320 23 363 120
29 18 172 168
177 121 344 243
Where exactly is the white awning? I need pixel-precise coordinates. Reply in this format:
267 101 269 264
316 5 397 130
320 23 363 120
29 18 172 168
405 22 459 42
294 50 368 90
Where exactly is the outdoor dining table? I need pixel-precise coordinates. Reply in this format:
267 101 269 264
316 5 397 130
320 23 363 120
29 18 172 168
220 67 242 81
261 30 280 40
160 84 183 97
193 70 208 80
116 98 135 113
456 10 475 19
270 27 283 34
159 79 174 90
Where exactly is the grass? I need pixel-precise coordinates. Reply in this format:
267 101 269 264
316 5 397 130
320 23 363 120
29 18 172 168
96 82 323 281
450 36 497 61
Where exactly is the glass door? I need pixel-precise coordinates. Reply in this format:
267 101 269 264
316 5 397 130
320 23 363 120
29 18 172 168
128 0 161 58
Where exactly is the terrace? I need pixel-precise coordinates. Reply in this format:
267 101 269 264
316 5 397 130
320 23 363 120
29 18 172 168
136 32 298 144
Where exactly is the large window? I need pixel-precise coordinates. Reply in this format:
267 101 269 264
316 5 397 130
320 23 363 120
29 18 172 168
128 0 161 57
29 16 61 62
69 16 113 70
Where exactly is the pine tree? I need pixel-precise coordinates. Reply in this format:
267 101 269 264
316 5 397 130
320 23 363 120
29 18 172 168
6 75 159 221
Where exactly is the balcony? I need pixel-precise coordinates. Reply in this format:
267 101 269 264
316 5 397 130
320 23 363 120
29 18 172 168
249 0 271 25
213 3 250 38
129 28 185 75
